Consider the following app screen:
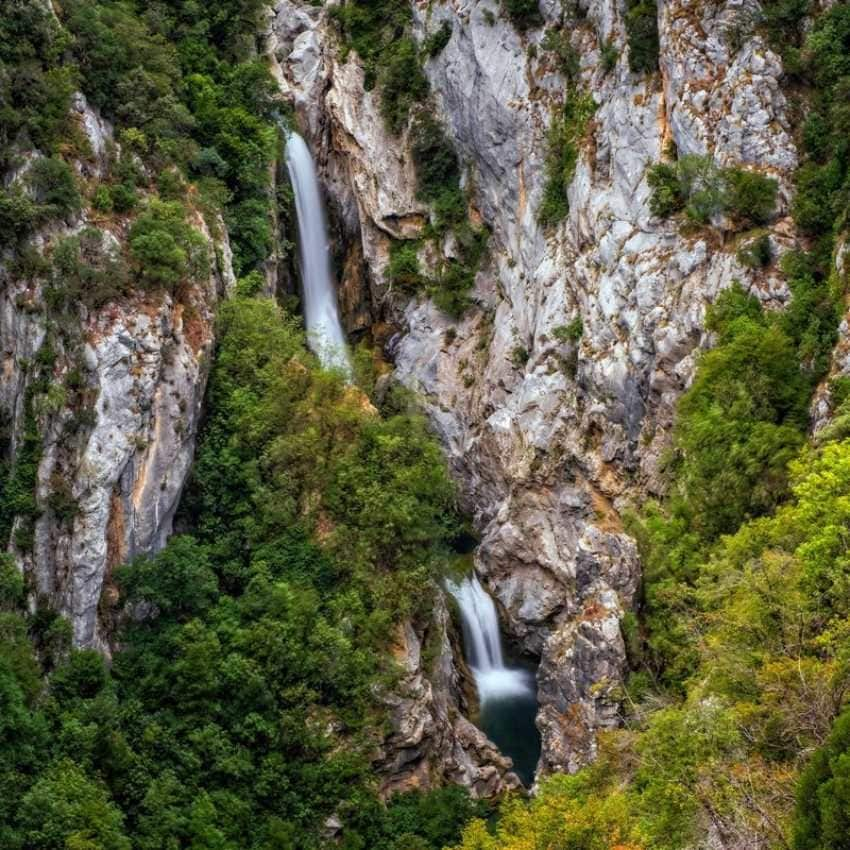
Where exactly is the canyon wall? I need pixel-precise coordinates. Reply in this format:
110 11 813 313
270 0 801 777
1 95 234 652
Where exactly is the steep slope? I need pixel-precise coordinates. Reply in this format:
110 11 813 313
270 0 802 775
1 96 234 651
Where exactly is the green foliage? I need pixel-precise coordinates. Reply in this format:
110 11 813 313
0 156 82 249
510 345 530 368
19 759 131 850
332 2 483 318
736 233 773 269
723 166 780 226
234 268 265 298
627 271 843 689
539 90 596 225
0 294 475 849
785 4 850 244
47 228 129 311
542 28 580 81
449 770 643 849
795 708 850 849
128 199 209 291
411 112 462 209
423 21 453 58
647 162 684 217
626 0 659 73
377 39 430 134
601 39 618 72
330 0 414 89
55 0 276 274
0 556 24 610
0 188 42 250
0 1 75 164
28 157 82 217
0 342 56 552
673 290 807 538
553 317 583 343
387 240 426 292
648 155 778 227
502 0 543 31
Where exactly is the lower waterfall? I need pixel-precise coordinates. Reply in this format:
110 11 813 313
448 575 541 785
284 131 352 376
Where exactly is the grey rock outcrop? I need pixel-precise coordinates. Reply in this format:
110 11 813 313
1 96 234 651
377 595 520 797
272 0 802 780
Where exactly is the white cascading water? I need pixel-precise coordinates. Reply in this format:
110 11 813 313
448 575 533 703
284 131 352 376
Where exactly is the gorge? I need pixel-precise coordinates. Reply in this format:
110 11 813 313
1 0 850 848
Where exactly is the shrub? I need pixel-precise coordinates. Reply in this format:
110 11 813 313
48 228 129 310
128 200 209 291
601 39 618 72
225 196 272 275
511 345 530 367
0 0 74 163
410 112 461 205
794 702 850 848
542 28 580 81
91 184 113 212
648 156 777 227
647 162 685 217
387 241 425 292
737 234 773 268
28 156 81 217
0 187 41 249
234 269 265 298
792 159 844 235
553 316 583 343
538 91 596 225
378 37 428 134
502 0 543 31
432 260 475 318
18 759 130 850
626 0 659 73
0 554 24 609
723 167 778 225
423 21 452 58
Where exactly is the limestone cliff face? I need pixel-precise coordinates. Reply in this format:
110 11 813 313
270 0 802 779
1 95 234 652
376 597 520 797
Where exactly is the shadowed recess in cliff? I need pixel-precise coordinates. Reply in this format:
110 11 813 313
285 131 353 376
448 574 541 785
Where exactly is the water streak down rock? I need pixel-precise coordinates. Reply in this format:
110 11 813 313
448 574 532 703
285 131 352 375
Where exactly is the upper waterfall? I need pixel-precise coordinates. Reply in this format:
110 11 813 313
285 131 352 376
448 574 533 703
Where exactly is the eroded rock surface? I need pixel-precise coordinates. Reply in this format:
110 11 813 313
1 96 234 651
272 0 802 779
377 596 520 797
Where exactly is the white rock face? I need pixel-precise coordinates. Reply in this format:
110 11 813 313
272 0 801 778
1 97 234 652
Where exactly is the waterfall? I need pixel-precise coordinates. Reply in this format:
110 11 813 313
448 574 533 703
284 131 352 376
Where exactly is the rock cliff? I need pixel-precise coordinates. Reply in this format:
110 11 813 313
1 95 234 652
270 0 802 779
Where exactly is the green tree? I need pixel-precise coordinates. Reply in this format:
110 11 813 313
19 759 130 850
